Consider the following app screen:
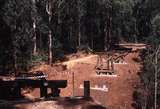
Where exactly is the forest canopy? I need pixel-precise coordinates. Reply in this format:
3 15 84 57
0 0 160 72
0 0 160 108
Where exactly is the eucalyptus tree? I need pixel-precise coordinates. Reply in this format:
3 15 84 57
77 0 83 46
112 0 136 42
133 0 153 42
2 0 50 71
96 0 113 51
104 0 113 51
31 0 38 55
45 0 66 64
133 1 160 108
46 0 53 64
2 0 34 72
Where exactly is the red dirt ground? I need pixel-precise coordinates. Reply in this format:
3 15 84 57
29 44 144 109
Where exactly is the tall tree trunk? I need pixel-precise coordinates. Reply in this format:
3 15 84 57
32 0 37 55
33 20 37 55
104 1 112 51
108 15 112 49
12 35 18 75
13 20 18 76
46 0 53 65
48 30 52 64
77 0 82 47
39 32 42 51
104 18 110 51
154 46 160 109
91 32 94 49
78 3 81 47
13 45 18 76
70 23 72 45
104 25 108 51
78 18 81 47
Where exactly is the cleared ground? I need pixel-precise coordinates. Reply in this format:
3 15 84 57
29 44 144 109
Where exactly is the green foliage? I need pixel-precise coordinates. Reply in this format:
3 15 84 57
2 0 34 71
0 0 160 71
31 54 48 63
0 1 160 107
112 0 136 42
135 47 160 108
144 15 160 48
152 14 160 36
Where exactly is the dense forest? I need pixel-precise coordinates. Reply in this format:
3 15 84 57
0 0 159 72
0 0 160 108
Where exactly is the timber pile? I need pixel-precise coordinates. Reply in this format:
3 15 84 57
95 52 129 75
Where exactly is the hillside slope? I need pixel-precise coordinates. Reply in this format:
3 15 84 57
29 44 144 109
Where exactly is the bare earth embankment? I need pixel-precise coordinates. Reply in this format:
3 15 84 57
26 44 144 109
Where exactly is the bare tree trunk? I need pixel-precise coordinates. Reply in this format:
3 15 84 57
104 18 111 51
104 1 112 51
78 11 81 47
78 18 81 47
154 57 157 109
48 15 52 65
33 20 37 55
77 0 81 47
154 46 160 109
91 37 93 50
46 0 53 65
104 26 108 51
13 46 18 76
13 20 18 76
108 15 112 49
48 30 52 64
108 1 112 50
39 32 42 51
31 0 37 55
